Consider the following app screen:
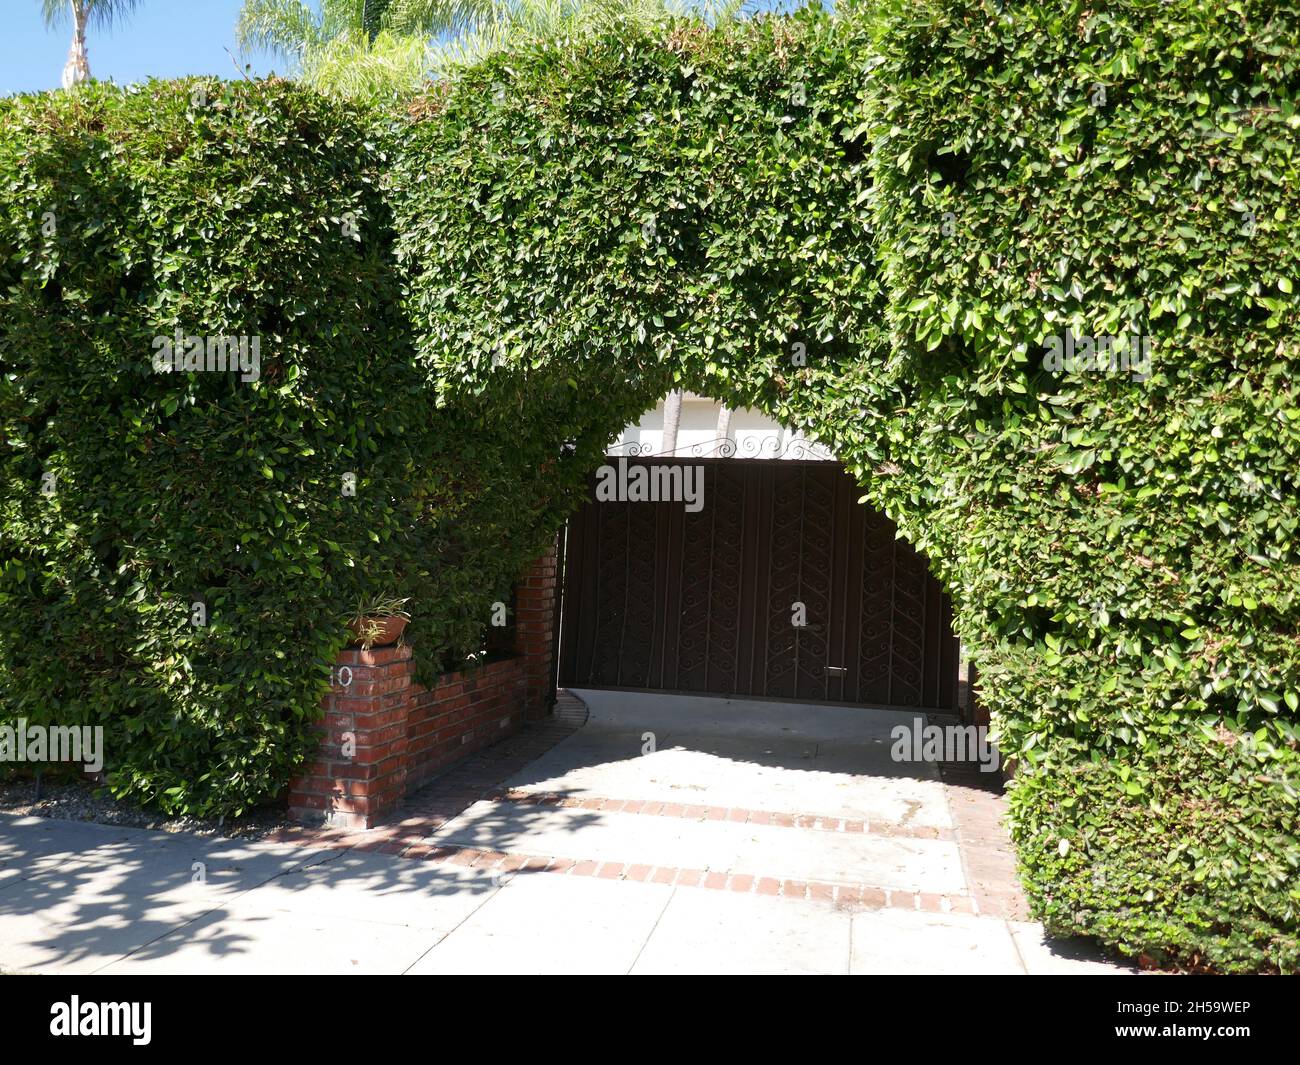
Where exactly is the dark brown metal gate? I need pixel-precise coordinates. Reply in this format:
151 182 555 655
558 459 959 709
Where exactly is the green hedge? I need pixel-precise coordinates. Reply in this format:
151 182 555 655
2 2 1296 970
391 4 1298 970
863 0 1300 971
390 10 892 514
0 79 571 815
0 79 428 814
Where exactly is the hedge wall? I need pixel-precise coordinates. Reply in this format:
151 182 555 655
863 0 1300 973
389 10 893 537
391 3 1299 971
0 79 568 816
2 1 1296 971
0 79 424 814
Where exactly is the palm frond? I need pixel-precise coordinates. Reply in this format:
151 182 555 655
236 0 329 59
384 0 503 37
250 0 754 101
40 0 144 30
298 27 432 102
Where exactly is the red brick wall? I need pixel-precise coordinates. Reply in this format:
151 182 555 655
288 540 559 830
405 656 526 792
517 546 558 722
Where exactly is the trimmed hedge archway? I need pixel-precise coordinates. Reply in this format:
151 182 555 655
390 3 1299 972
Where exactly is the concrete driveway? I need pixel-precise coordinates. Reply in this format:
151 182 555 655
0 691 1133 974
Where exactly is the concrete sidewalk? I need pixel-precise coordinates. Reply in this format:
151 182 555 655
0 692 1135 975
0 812 1128 974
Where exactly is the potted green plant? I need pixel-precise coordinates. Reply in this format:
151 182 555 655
346 595 412 649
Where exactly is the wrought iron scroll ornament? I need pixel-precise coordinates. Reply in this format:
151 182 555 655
608 434 832 460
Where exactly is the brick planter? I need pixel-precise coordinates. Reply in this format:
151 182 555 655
288 543 559 830
287 643 413 831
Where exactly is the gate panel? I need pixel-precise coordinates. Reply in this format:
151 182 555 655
558 458 958 710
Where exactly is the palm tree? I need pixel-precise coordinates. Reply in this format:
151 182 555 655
40 0 142 89
237 0 745 102
660 390 683 455
236 0 429 101
713 403 733 456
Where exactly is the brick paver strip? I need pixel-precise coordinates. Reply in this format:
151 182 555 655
929 712 1030 921
361 837 976 914
481 788 955 841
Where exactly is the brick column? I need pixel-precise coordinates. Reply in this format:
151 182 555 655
288 643 412 830
516 539 559 721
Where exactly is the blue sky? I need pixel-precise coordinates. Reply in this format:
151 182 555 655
2 1 284 97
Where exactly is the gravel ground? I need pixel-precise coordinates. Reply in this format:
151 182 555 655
0 778 295 841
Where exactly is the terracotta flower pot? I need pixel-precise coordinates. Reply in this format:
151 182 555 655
346 615 409 648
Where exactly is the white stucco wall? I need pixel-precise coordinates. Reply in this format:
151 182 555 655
610 393 833 460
